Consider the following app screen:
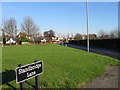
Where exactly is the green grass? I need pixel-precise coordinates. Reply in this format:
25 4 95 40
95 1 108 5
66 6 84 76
2 44 120 88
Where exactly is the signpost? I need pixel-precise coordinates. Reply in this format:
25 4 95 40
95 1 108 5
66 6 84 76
15 60 43 90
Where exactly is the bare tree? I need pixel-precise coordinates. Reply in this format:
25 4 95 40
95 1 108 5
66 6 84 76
109 30 117 38
21 16 39 36
98 30 106 38
71 33 74 39
97 30 110 39
100 35 109 39
3 18 17 37
44 30 55 42
114 29 120 38
89 34 97 39
74 33 83 40
118 29 120 38
67 33 70 40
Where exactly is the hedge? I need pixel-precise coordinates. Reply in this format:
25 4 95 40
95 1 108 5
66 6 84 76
69 39 120 50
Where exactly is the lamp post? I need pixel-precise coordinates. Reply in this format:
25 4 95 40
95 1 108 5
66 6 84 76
86 0 89 52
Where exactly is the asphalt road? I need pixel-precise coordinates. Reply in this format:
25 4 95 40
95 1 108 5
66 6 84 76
61 43 120 60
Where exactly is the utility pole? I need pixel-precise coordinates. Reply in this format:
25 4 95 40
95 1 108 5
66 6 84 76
86 0 89 52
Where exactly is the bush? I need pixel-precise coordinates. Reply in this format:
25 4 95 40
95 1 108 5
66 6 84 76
21 36 28 42
3 35 6 45
69 39 120 50
29 41 35 44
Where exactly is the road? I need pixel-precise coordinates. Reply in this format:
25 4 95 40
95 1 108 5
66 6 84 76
60 43 120 60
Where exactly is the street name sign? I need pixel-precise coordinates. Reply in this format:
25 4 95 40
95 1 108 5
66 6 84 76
16 61 43 83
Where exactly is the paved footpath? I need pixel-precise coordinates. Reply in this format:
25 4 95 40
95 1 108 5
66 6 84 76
85 66 119 88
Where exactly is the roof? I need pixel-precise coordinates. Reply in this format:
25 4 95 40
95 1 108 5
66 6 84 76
19 32 27 37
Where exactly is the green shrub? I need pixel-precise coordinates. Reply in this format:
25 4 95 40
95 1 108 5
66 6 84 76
29 41 35 44
21 36 28 42
3 33 6 45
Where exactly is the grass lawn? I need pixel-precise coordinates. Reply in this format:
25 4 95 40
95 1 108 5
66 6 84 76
1 44 120 88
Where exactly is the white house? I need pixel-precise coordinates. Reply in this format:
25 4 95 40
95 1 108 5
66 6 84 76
41 39 46 42
6 38 16 44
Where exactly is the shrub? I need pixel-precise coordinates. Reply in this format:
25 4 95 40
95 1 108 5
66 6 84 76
3 35 6 45
69 39 120 50
21 36 28 42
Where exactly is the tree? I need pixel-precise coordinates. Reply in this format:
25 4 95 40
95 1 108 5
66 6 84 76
74 33 82 40
98 30 109 39
98 30 106 37
100 35 109 39
109 30 117 38
44 30 55 42
3 18 17 37
67 33 71 38
89 34 97 39
33 37 42 44
3 32 6 45
21 16 39 36
118 29 120 38
109 29 120 38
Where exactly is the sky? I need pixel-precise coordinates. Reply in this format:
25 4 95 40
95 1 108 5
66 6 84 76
2 2 118 36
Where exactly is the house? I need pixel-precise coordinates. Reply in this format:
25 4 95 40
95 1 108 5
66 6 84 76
6 38 16 44
41 39 46 42
52 37 57 42
16 32 34 41
18 32 27 38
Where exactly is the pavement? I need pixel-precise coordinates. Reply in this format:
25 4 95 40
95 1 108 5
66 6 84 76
85 66 119 88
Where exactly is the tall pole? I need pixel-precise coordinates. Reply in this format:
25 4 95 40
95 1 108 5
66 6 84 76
86 0 89 52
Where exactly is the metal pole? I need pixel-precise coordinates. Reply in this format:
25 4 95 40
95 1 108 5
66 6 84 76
34 60 40 90
18 64 24 90
86 0 89 52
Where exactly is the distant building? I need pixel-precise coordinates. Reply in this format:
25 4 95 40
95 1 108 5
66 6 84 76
6 38 16 44
41 39 46 42
16 32 34 41
52 37 57 42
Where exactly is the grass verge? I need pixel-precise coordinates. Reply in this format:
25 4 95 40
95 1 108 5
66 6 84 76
2 44 120 88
